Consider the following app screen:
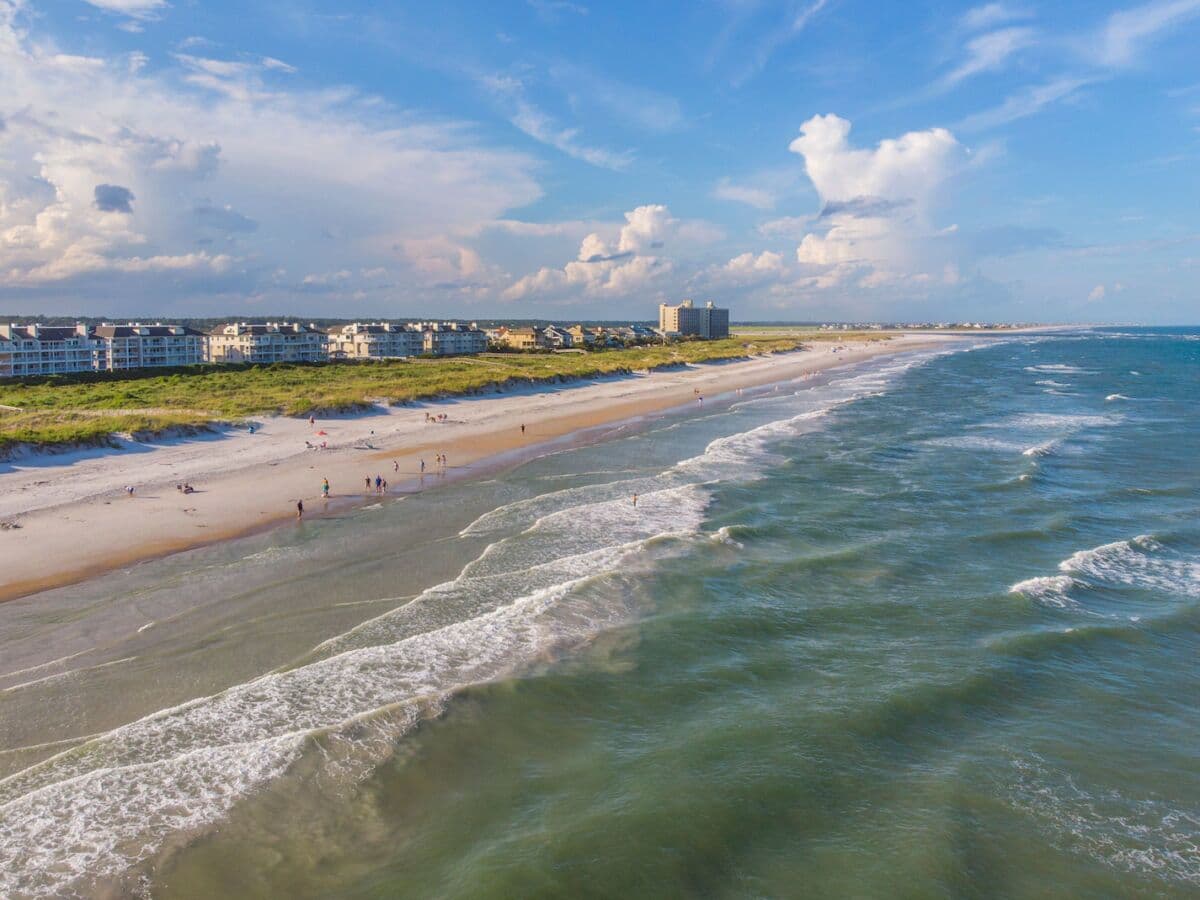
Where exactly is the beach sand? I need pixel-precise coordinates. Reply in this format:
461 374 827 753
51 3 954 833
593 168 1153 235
0 336 952 601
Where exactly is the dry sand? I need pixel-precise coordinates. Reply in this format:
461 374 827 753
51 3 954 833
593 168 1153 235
0 335 955 601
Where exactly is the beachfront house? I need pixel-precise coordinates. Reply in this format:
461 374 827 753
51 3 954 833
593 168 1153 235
327 322 424 360
207 322 327 364
495 326 546 350
658 300 730 340
542 326 575 349
567 324 600 346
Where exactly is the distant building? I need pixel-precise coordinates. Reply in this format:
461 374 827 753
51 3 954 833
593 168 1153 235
494 326 545 350
327 322 423 360
207 322 326 364
658 299 730 340
418 321 488 356
542 326 575 349
92 323 207 370
0 324 103 377
567 324 600 346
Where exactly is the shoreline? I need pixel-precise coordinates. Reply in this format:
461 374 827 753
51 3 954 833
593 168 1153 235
0 335 958 603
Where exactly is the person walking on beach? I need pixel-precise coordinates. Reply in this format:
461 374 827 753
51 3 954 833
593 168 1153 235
393 460 399 472
375 475 382 493
297 499 304 519
322 478 330 498
365 476 371 491
632 493 638 507
521 423 526 434
420 458 426 473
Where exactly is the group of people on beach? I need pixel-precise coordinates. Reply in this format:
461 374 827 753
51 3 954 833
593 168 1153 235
365 474 390 494
175 482 196 495
425 412 450 424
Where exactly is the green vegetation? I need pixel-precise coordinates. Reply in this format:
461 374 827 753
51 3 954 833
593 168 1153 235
0 335 894 451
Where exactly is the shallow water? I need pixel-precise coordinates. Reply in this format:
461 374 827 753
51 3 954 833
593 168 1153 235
1 329 1197 898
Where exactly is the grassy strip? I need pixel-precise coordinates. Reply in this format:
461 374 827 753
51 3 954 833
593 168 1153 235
0 409 216 452
0 334 888 449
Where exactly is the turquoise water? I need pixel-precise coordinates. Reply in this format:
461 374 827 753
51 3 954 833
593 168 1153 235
1 330 1198 897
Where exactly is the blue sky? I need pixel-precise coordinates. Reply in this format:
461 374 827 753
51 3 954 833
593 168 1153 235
1 0 1198 321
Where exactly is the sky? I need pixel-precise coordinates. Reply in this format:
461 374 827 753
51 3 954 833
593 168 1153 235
0 0 1198 322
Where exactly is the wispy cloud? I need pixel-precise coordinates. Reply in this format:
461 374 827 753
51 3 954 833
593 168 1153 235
942 26 1036 87
958 3 1031 33
731 0 830 87
957 76 1093 131
483 74 634 169
81 0 166 22
1087 0 1200 67
553 64 684 134
713 178 776 210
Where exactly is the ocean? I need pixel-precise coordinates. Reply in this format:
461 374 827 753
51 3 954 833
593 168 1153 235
1 328 1197 898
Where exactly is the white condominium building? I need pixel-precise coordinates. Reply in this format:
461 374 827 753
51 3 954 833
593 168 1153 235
327 322 424 360
418 321 488 356
658 299 730 340
207 322 327 364
0 324 104 377
91 323 207 370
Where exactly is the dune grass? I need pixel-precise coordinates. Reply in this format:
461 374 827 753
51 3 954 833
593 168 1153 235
0 334 889 450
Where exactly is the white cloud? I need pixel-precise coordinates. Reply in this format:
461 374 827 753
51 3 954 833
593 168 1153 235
260 56 297 74
1088 283 1106 301
758 215 812 239
959 3 1031 33
482 73 633 170
713 178 775 210
788 114 961 206
943 26 1036 86
503 204 682 301
718 250 788 284
0 2 541 309
81 0 166 20
732 0 830 86
1089 0 1200 67
956 76 1092 131
786 114 965 288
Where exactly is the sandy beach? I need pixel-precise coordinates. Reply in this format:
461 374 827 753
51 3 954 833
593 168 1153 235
0 335 952 601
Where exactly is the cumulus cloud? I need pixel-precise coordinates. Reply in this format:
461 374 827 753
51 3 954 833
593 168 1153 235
788 114 961 203
785 114 965 287
503 204 681 301
720 250 787 281
0 2 541 310
1088 283 1106 301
